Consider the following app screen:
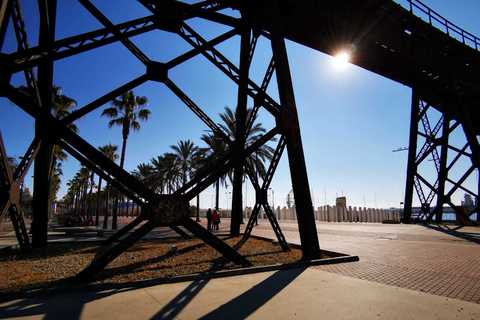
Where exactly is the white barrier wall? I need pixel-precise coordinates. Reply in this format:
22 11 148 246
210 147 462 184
253 206 402 223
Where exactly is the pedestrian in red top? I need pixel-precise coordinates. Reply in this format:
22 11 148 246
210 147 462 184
211 209 219 230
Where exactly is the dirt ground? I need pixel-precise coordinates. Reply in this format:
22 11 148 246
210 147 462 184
0 237 319 293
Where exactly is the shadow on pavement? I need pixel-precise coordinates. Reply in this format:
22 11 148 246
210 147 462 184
150 278 211 320
423 224 480 245
0 287 137 320
198 267 307 320
150 267 307 320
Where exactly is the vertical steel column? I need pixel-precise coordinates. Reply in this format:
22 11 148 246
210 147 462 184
478 176 480 222
404 89 420 224
32 0 56 247
230 22 250 238
434 115 450 223
268 0 320 259
0 0 13 49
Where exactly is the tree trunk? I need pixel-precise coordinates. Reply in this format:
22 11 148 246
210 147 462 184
215 180 220 210
103 182 110 229
88 172 95 220
120 137 127 169
82 181 88 217
47 155 57 220
112 191 119 229
196 190 200 222
95 177 103 226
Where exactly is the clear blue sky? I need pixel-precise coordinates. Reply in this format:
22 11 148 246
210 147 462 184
1 0 479 210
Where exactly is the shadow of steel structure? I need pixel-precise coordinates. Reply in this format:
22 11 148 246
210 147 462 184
0 0 479 279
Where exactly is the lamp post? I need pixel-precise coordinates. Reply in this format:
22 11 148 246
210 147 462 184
400 201 404 219
272 189 275 210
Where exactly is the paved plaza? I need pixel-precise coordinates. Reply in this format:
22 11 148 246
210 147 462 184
255 220 480 304
0 217 479 319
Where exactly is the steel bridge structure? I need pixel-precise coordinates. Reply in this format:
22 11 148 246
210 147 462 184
0 0 479 280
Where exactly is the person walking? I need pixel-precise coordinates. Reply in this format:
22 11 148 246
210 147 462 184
206 208 212 231
212 208 219 231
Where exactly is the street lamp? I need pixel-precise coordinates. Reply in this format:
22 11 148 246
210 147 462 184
272 189 275 210
225 191 228 213
225 191 231 216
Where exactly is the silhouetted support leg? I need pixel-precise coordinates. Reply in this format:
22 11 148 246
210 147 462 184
170 225 191 239
230 21 250 238
32 0 57 247
263 204 289 252
9 204 30 252
235 203 261 250
404 89 420 224
74 220 157 283
181 218 251 267
102 215 145 246
268 0 320 259
434 115 450 223
0 0 13 49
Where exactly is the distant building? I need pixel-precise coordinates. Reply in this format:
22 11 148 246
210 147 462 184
286 189 295 208
461 193 475 208
336 196 347 208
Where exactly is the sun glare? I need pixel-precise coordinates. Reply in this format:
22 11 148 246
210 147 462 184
332 52 351 70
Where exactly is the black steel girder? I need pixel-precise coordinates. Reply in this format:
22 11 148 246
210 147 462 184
0 130 34 252
239 136 289 251
404 90 478 224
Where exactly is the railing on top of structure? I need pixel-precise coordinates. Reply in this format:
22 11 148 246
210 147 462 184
401 0 480 51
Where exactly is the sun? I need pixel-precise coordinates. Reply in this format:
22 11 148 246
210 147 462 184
332 52 351 70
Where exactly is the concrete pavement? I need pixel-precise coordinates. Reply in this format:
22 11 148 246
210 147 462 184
1 268 479 319
0 216 479 319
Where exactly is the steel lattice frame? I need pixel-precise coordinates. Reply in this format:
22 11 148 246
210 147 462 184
0 130 36 253
0 0 321 281
403 84 480 224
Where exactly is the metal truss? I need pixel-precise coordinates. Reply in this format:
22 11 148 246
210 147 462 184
0 131 36 252
238 135 289 252
404 90 479 224
0 0 321 280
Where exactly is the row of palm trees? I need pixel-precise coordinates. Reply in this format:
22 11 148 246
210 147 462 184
63 90 275 229
16 85 78 218
63 144 119 228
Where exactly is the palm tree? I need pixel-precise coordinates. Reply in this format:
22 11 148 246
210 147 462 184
217 106 276 234
200 133 228 210
101 90 151 229
218 106 275 177
101 90 151 168
170 140 205 222
151 153 181 193
18 85 79 218
78 167 90 217
191 148 207 221
170 140 200 186
132 163 155 188
97 144 119 228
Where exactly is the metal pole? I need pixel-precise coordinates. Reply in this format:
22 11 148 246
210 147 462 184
272 189 275 210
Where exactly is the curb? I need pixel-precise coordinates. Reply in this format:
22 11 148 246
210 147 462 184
0 236 359 301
